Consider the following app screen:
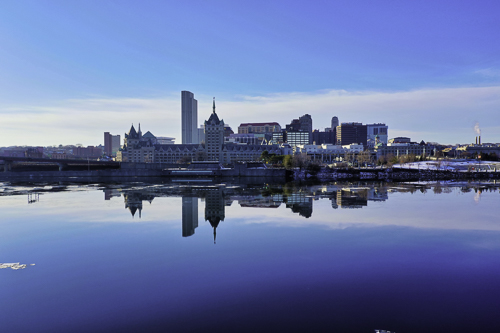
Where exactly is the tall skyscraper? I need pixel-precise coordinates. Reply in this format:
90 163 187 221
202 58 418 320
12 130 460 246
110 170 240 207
204 98 224 161
104 132 121 157
181 91 198 144
331 116 339 130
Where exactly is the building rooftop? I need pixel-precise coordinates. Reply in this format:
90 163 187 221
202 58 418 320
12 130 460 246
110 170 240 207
239 122 281 127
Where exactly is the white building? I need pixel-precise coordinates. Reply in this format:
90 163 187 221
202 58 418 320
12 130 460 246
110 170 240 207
293 143 364 162
366 123 388 148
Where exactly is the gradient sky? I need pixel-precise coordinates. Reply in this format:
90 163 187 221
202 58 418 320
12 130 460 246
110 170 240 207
1 0 499 146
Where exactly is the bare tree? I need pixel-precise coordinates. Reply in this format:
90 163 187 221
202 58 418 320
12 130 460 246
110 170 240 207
194 150 208 161
292 153 310 170
357 150 371 167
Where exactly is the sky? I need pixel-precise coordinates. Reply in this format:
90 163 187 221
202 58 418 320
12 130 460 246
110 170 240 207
1 0 499 146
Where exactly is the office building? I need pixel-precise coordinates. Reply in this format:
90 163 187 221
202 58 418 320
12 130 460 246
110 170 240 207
336 122 367 147
104 132 121 157
117 100 282 164
205 98 225 161
181 91 198 144
331 116 339 131
312 130 336 145
366 123 388 148
238 122 281 134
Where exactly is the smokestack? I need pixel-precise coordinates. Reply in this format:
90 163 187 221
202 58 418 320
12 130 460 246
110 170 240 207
476 136 478 145
479 136 481 145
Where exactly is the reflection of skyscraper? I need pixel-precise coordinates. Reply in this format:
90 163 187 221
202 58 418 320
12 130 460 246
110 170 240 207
336 189 368 209
104 189 121 200
204 188 225 243
182 197 198 237
285 192 313 218
330 198 338 209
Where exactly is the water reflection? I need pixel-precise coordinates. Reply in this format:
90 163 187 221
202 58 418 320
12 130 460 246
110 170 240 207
1 180 500 332
98 181 500 241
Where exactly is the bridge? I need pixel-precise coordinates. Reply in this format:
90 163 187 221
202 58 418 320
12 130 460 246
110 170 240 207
0 156 120 172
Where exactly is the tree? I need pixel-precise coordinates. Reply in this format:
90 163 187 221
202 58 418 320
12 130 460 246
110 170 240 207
269 154 284 164
177 156 192 163
194 150 208 161
344 152 356 167
306 159 322 175
357 150 371 167
260 150 269 162
292 154 310 170
283 155 293 169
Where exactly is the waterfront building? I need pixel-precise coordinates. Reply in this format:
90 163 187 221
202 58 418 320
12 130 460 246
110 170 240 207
181 91 198 144
285 114 313 144
366 124 388 148
286 131 310 147
73 146 103 159
117 100 282 164
389 137 411 144
226 133 260 145
336 122 367 147
374 142 435 159
205 98 225 162
238 122 281 134
457 143 500 157
156 137 175 144
293 143 363 162
104 132 121 157
312 130 336 145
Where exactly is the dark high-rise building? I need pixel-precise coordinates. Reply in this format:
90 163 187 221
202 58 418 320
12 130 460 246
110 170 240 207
312 130 336 145
285 114 313 145
181 91 198 144
331 116 339 130
299 114 313 144
104 132 121 157
336 122 367 147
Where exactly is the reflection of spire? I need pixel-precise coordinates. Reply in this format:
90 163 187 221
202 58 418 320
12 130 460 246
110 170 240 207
124 191 155 218
204 187 225 244
214 226 216 244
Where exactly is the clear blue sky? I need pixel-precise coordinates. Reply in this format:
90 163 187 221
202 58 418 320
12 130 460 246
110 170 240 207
1 0 499 146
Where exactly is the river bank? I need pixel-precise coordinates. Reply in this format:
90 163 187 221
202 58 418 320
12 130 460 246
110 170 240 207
294 167 500 182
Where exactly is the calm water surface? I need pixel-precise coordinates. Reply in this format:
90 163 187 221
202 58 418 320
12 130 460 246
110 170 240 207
1 181 500 333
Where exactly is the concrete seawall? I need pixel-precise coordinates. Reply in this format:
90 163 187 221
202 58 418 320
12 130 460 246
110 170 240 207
0 164 288 182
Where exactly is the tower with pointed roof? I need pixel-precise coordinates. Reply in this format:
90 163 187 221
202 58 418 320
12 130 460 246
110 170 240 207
204 98 225 162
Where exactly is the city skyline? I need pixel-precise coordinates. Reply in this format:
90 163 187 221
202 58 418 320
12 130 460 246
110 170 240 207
1 1 499 146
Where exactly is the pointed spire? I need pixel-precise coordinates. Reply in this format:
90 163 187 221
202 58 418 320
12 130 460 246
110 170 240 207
212 97 216 114
213 226 217 244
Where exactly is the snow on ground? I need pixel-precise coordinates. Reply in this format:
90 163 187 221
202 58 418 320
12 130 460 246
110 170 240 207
393 160 500 171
